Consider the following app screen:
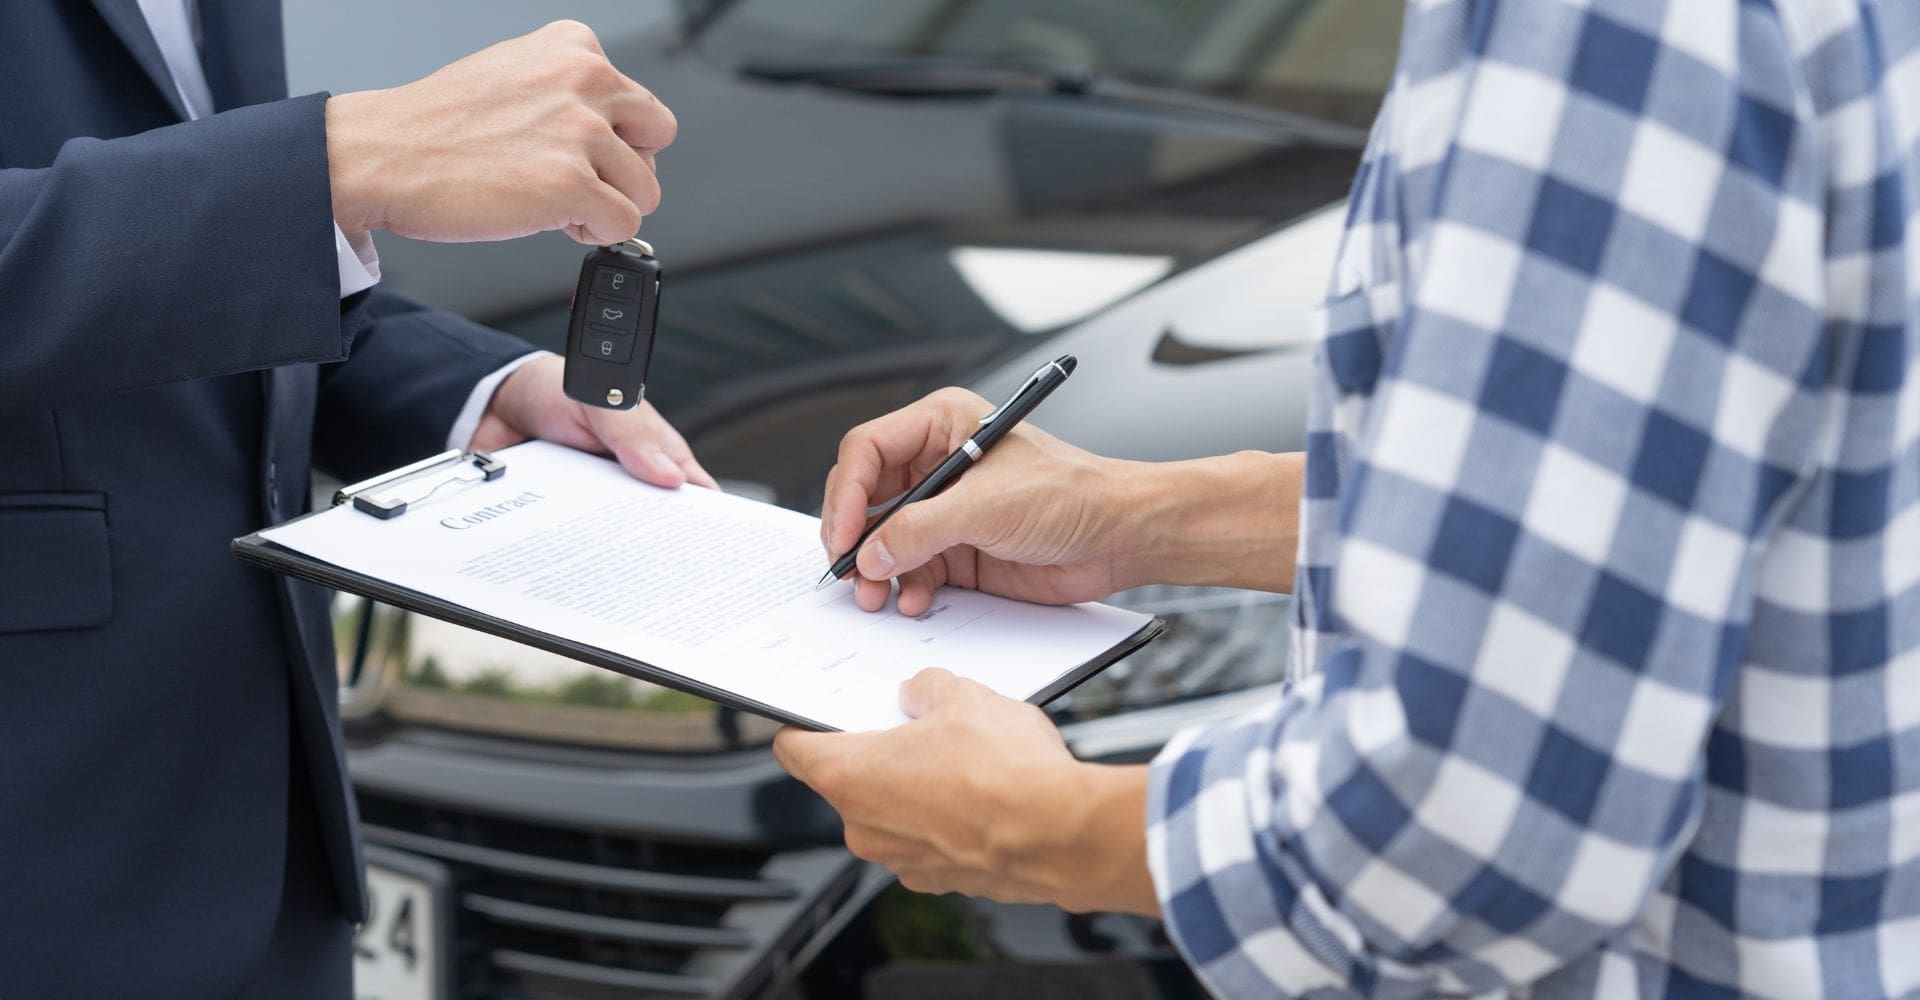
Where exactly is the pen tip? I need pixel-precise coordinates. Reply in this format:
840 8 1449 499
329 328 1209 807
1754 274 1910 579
814 573 837 591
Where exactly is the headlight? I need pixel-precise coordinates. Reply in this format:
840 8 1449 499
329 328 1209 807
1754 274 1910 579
1044 584 1292 722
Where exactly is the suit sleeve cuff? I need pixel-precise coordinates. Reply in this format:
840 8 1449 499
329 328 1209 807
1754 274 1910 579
335 224 381 298
445 351 552 451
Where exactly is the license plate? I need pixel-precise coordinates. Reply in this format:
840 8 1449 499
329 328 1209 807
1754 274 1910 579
355 848 451 1000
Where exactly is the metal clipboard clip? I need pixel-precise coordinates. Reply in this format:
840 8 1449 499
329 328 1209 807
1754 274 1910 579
333 450 507 520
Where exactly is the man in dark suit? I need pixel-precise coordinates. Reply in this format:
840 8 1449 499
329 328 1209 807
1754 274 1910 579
0 3 712 996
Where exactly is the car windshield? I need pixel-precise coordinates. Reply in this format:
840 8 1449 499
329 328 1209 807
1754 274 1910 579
698 0 1403 127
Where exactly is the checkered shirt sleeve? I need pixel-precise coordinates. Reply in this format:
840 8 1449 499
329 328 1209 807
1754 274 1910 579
1146 1 1920 997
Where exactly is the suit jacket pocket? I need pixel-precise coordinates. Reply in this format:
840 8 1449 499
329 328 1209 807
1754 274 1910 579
0 493 112 633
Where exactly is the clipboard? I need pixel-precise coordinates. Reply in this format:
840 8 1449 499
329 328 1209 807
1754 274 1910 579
234 447 1166 732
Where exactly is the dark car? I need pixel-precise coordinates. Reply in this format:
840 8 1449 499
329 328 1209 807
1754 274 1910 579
335 1 1400 997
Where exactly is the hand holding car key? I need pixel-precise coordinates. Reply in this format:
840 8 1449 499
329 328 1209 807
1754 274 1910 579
563 238 662 409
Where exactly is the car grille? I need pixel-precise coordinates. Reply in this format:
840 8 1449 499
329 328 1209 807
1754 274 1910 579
358 791 862 1000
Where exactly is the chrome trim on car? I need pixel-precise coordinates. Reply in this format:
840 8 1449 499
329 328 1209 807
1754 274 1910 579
364 824 795 901
1059 682 1285 760
464 894 755 949
491 949 712 995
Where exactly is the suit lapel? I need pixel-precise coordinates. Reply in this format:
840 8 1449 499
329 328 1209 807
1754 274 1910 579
86 0 191 121
197 0 288 110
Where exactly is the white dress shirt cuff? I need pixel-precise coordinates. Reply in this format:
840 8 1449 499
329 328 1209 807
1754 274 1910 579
446 351 550 451
335 224 382 298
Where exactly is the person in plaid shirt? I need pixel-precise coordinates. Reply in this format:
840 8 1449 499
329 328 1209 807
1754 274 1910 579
773 0 1919 995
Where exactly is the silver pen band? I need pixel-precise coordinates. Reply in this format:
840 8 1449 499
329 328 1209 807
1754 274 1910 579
961 439 983 461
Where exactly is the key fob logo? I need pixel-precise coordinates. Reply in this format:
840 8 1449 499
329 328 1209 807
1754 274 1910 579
601 307 625 322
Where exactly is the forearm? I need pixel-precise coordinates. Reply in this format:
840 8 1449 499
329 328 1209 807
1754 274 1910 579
1111 451 1302 593
1011 763 1159 916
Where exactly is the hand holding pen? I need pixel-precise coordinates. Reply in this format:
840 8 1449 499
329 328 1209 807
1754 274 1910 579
817 357 1148 617
819 355 1076 589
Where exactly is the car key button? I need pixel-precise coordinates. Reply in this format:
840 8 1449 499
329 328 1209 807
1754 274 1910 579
581 327 635 364
592 267 642 301
585 294 639 332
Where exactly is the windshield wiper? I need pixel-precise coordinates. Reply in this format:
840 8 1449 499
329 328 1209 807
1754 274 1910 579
740 54 1097 98
736 54 1368 148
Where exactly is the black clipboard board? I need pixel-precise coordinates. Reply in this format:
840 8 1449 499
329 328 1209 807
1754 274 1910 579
233 451 1166 732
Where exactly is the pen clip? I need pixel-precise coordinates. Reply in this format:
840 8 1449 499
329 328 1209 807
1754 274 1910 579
977 365 1049 426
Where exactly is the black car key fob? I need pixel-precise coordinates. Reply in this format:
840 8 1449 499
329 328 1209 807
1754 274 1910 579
563 238 661 409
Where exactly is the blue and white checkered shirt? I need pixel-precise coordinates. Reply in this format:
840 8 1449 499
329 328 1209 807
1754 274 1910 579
1146 1 1920 996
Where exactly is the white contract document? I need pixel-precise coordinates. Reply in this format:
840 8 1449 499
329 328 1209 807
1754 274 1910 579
246 441 1158 731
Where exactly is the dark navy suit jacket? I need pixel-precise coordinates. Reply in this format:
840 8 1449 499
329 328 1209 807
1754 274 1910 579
0 2 533 994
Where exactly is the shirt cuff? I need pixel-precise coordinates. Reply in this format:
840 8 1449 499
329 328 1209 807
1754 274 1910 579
446 351 550 452
1145 698 1360 998
335 224 381 298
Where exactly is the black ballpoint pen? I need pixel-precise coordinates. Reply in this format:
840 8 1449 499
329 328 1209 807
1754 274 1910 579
817 354 1078 590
